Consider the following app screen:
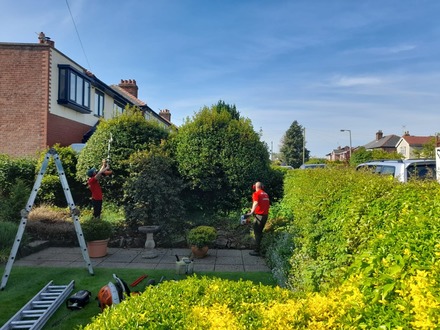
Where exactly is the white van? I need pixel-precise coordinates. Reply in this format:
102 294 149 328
356 159 436 183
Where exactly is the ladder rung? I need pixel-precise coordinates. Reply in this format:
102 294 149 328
11 320 37 329
42 292 61 297
32 301 52 307
48 285 68 290
21 310 44 319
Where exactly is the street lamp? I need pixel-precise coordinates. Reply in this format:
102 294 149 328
340 129 352 159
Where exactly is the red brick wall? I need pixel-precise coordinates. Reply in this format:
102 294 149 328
0 44 50 157
47 113 92 147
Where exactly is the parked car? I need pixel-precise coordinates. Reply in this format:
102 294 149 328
300 164 327 169
356 159 436 183
70 143 86 153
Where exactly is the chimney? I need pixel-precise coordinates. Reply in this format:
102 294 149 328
376 130 383 140
159 109 171 122
38 32 55 47
119 79 138 98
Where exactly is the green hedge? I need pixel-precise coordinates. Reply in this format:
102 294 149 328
81 276 366 329
0 154 35 223
276 167 440 327
82 167 440 329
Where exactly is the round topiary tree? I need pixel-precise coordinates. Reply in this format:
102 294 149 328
76 106 170 204
171 101 273 215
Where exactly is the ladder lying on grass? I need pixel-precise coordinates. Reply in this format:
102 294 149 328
0 280 74 330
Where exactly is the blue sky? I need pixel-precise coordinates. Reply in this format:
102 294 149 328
2 0 440 157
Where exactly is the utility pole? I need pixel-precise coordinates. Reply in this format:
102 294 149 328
340 129 352 160
303 127 306 165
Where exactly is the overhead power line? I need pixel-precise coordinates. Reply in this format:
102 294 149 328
65 0 91 70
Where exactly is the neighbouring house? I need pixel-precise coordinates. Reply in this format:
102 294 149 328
0 33 173 158
363 130 400 153
395 132 434 159
326 146 352 161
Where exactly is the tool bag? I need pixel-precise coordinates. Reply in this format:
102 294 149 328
66 290 91 310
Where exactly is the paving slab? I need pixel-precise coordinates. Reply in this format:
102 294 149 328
12 247 270 272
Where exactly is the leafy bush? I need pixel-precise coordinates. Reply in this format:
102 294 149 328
268 166 440 327
0 155 35 223
76 106 169 204
78 167 440 329
81 218 113 241
0 154 36 197
0 179 30 223
34 145 88 207
0 222 21 262
82 275 370 329
187 226 217 248
27 206 76 244
171 103 273 215
123 149 186 236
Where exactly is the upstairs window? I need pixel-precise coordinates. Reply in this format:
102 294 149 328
94 90 104 117
58 65 91 113
113 102 124 115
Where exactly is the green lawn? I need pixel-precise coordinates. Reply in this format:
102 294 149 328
0 266 275 329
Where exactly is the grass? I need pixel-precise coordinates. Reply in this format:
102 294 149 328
0 266 275 329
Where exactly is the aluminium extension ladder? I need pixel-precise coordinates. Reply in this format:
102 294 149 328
0 280 74 330
1 148 94 291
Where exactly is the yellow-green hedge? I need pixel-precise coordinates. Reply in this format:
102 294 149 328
81 275 366 329
82 167 440 329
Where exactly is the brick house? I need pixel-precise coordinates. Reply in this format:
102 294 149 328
363 130 400 153
0 33 172 157
326 146 352 161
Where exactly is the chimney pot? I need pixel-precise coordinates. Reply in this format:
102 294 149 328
159 109 171 122
118 79 138 98
376 130 383 140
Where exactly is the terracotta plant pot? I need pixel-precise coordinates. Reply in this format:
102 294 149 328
191 245 209 258
87 239 110 258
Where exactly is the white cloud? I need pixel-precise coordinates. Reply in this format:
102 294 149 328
328 75 384 87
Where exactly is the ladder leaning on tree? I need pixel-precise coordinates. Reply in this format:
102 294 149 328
0 148 94 291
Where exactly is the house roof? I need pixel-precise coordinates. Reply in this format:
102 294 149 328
363 134 400 149
329 146 350 155
110 84 174 127
110 85 146 107
401 135 432 147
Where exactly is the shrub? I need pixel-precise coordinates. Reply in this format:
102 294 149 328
0 222 21 262
123 149 186 236
34 145 88 207
0 154 36 197
187 226 217 248
81 276 368 329
27 206 76 244
172 103 273 215
76 106 169 204
267 166 440 327
81 218 113 241
0 179 30 223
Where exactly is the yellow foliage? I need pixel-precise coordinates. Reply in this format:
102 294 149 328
398 270 440 329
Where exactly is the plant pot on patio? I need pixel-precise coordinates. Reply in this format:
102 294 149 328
187 226 217 259
87 239 110 258
81 218 113 258
190 245 210 258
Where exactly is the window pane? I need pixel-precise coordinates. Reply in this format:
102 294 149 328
76 76 83 105
84 81 90 107
69 72 76 102
59 69 66 99
380 166 395 175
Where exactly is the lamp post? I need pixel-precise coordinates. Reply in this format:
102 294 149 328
340 129 352 160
